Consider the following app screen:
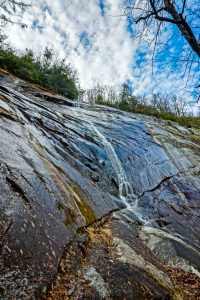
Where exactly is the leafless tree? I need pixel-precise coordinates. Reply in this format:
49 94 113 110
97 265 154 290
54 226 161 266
124 1 200 56
81 84 119 105
0 0 31 36
171 95 187 116
0 1 30 19
151 93 170 111
150 93 187 116
123 0 200 88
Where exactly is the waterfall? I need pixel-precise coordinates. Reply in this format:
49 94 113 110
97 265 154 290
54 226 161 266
70 106 151 225
71 106 135 208
69 105 200 247
90 122 135 205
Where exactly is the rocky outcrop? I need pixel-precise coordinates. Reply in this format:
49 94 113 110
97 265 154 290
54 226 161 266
0 70 200 299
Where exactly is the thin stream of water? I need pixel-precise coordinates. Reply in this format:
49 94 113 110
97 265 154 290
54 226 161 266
72 107 135 206
71 105 200 249
71 107 151 226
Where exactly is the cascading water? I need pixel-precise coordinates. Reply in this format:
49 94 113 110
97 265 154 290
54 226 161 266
86 117 150 225
69 104 200 241
69 106 151 224
54 103 200 255
90 122 135 205
71 106 135 206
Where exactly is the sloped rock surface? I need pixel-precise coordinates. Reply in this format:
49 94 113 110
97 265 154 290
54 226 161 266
0 70 200 299
47 214 200 300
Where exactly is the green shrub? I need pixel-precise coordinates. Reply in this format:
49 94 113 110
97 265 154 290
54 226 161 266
0 47 79 100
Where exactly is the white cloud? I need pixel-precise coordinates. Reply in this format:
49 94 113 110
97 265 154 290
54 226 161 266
4 0 199 105
6 0 137 89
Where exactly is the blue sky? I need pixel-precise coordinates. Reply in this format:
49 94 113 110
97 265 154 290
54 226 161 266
5 0 200 112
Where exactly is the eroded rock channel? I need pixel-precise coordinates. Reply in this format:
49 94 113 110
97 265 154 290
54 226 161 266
0 70 200 299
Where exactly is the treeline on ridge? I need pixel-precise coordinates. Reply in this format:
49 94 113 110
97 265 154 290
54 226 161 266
0 43 199 130
79 83 200 128
0 46 79 99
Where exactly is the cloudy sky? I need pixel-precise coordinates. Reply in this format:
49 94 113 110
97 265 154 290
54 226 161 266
5 0 200 111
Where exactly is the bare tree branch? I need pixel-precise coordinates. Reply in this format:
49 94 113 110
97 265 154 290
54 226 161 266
0 0 30 24
163 0 200 57
123 0 200 96
181 0 187 15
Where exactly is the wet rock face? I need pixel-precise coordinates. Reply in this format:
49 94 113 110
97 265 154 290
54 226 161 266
46 215 200 300
0 73 116 299
0 71 200 299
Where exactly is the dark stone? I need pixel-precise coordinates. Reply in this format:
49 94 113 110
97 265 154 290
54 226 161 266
0 71 200 299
